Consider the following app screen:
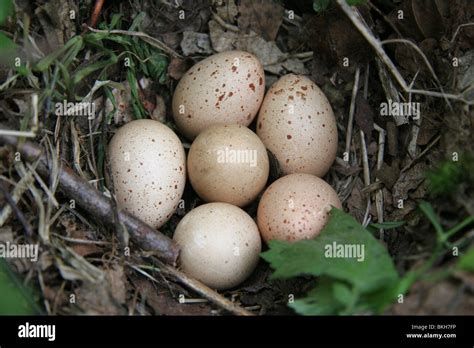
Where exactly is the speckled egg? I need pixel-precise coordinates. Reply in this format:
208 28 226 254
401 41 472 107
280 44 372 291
187 124 269 207
172 50 265 139
173 203 262 290
256 74 337 177
257 173 342 243
108 119 186 229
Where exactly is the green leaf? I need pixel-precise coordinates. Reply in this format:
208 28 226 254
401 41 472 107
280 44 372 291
457 248 474 272
262 208 398 293
35 36 83 71
0 259 37 314
290 278 346 315
262 208 400 315
0 32 15 51
109 13 123 29
313 0 330 12
313 0 366 12
346 0 366 5
0 0 13 24
71 53 118 85
419 201 444 237
369 221 405 230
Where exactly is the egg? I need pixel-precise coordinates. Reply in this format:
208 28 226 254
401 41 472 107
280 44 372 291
256 74 337 177
257 173 342 243
187 124 269 207
172 50 265 139
108 119 186 229
173 203 261 290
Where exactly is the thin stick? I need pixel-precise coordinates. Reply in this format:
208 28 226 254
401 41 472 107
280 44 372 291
0 130 179 265
152 258 254 316
0 180 34 237
450 23 474 44
373 123 386 240
336 0 472 105
360 131 370 187
381 38 448 106
1 128 255 315
345 67 361 161
212 12 239 32
0 94 39 137
89 0 105 28
360 65 371 227
401 135 441 173
0 171 34 229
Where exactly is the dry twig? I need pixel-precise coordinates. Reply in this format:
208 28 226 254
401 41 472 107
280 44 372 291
0 129 255 316
336 0 472 105
0 130 179 264
151 258 254 316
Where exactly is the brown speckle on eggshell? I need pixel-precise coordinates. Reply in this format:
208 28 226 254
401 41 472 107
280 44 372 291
256 74 337 177
172 51 265 139
257 173 342 243
108 119 186 229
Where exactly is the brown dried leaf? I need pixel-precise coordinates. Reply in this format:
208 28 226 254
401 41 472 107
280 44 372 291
133 278 212 315
180 31 212 56
392 162 426 205
58 215 102 257
208 19 237 52
346 177 366 223
411 0 445 39
75 266 127 315
375 161 400 189
390 279 474 315
167 57 194 80
355 95 374 138
237 0 284 42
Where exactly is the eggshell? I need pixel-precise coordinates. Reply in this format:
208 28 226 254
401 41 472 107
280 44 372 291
173 203 261 290
257 173 342 243
172 50 265 139
108 119 186 229
256 74 337 177
187 124 269 207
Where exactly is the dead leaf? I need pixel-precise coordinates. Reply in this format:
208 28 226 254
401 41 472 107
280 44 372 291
208 19 237 52
208 20 308 75
355 95 374 139
411 0 445 39
132 278 212 315
34 0 77 49
390 279 474 315
392 162 426 205
75 279 126 315
215 0 239 23
151 95 166 123
375 161 400 189
180 31 212 56
58 215 102 257
386 121 398 157
237 0 284 42
346 177 367 223
167 57 194 80
106 266 127 304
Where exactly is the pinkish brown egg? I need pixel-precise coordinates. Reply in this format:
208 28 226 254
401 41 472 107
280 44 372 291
257 173 342 243
256 74 338 177
173 202 261 290
187 124 269 207
172 51 265 139
108 119 186 229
